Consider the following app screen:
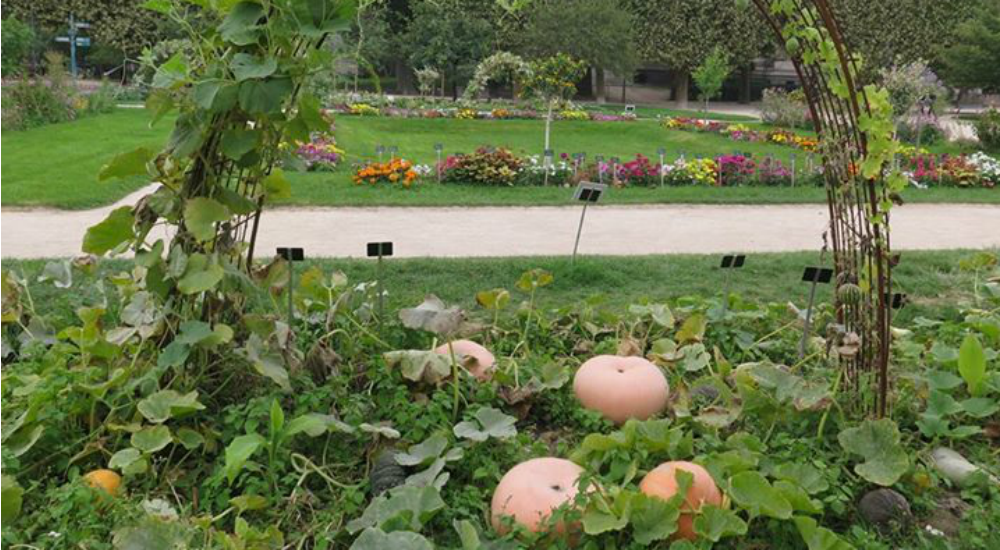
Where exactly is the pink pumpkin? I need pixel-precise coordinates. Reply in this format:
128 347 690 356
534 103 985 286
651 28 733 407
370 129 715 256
573 355 669 424
434 339 495 381
639 461 723 541
491 458 584 533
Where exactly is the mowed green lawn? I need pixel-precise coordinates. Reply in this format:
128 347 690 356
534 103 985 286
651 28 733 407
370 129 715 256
2 108 994 209
2 250 988 325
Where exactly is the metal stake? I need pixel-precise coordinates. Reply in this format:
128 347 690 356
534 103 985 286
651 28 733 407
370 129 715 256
798 276 820 359
572 202 590 264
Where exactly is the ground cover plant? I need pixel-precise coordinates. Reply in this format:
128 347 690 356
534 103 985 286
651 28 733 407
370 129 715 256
2 251 998 549
3 109 994 210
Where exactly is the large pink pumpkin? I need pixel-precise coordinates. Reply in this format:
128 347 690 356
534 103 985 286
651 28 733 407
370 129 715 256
434 339 495 381
491 458 584 533
573 355 669 424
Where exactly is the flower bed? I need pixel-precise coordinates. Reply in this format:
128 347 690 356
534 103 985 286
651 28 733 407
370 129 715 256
662 117 820 153
329 103 636 122
352 158 421 188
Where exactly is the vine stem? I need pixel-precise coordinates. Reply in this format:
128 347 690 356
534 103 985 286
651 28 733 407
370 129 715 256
817 365 845 439
447 340 461 422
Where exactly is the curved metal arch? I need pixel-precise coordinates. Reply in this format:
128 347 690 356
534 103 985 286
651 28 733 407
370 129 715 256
751 0 893 416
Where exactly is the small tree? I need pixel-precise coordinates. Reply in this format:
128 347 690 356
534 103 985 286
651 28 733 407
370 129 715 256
692 47 730 112
1 17 37 77
414 66 440 96
936 0 1000 96
522 53 586 151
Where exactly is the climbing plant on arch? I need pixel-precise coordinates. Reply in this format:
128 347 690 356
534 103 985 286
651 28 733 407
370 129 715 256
749 0 906 417
86 0 903 417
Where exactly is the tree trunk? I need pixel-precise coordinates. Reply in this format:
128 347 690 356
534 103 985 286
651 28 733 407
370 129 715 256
739 66 752 104
621 77 627 103
674 71 690 109
595 67 607 104
394 59 413 95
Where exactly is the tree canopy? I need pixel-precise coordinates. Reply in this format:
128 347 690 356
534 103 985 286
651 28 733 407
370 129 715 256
1 0 167 57
401 0 494 97
520 0 639 77
935 0 1000 92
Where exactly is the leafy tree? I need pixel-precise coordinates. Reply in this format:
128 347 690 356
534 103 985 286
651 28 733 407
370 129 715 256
936 0 1000 93
832 0 984 76
401 0 494 99
692 47 730 112
626 0 770 107
1 17 37 77
1 0 168 58
521 0 638 102
522 53 587 151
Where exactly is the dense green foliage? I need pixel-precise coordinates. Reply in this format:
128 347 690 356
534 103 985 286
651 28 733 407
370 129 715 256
520 0 639 96
0 0 166 57
936 0 1000 93
401 0 494 98
1 16 37 77
2 251 998 547
832 0 984 79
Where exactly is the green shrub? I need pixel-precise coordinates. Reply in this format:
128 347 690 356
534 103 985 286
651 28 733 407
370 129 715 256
976 108 1000 151
760 87 810 129
1 17 37 77
897 120 946 146
84 80 118 115
1 52 78 130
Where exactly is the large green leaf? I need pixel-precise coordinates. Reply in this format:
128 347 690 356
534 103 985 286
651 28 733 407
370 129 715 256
693 505 748 542
794 516 854 550
219 1 264 45
231 53 277 81
83 207 134 255
224 433 265 484
137 390 205 423
238 78 293 114
1 476 24 523
453 407 517 442
184 198 230 242
346 485 445 534
631 491 681 544
837 419 909 486
220 128 260 161
99 148 154 181
350 528 433 550
177 254 224 295
728 471 792 519
131 425 172 453
384 350 453 384
167 114 204 158
958 334 988 397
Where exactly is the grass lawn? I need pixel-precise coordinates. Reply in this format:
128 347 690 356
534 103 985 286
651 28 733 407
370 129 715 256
2 108 993 209
3 250 987 325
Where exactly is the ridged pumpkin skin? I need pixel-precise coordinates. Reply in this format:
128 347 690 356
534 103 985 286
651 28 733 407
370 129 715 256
573 356 669 424
84 469 122 497
639 462 723 541
491 458 584 533
434 340 496 380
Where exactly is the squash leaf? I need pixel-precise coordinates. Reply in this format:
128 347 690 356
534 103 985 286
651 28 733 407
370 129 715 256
837 419 909 486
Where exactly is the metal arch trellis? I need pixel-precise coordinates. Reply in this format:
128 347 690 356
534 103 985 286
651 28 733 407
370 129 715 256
749 0 894 417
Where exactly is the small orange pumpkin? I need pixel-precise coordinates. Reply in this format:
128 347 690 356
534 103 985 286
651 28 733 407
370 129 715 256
573 356 669 424
84 469 122 497
639 461 723 541
491 458 583 534
434 339 495 381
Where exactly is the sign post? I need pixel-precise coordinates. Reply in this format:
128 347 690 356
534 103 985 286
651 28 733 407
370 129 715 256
367 242 394 323
719 255 747 314
375 144 385 163
388 145 399 162
434 143 443 182
571 182 607 263
595 155 605 184
276 247 305 328
657 147 667 187
798 266 834 358
55 15 91 78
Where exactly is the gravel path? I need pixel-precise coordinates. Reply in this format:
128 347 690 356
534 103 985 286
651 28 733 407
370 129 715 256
2 185 998 258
